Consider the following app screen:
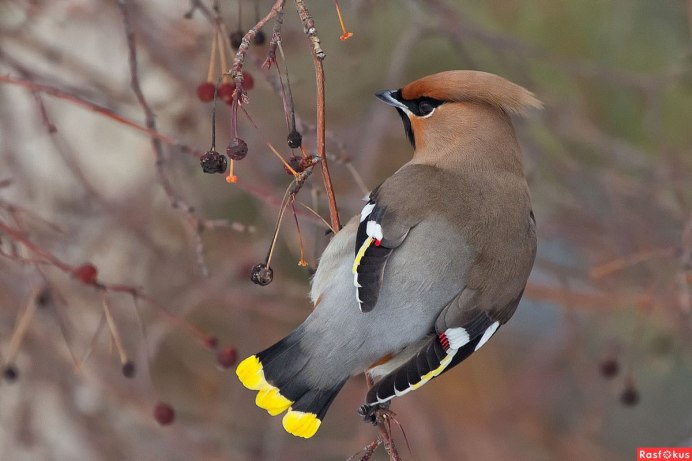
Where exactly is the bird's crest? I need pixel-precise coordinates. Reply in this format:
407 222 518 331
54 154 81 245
401 70 542 115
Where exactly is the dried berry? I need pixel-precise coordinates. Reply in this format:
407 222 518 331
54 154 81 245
196 82 216 102
599 358 620 379
200 150 228 174
250 263 273 286
284 156 304 175
620 383 640 406
73 263 98 285
216 346 237 368
36 287 52 308
3 365 18 383
204 336 219 350
226 138 248 160
242 71 254 91
217 82 236 104
122 361 136 378
153 402 176 425
253 30 266 46
287 130 302 149
230 30 244 49
299 156 315 171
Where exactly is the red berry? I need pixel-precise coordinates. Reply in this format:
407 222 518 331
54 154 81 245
242 72 254 91
73 263 98 284
216 346 237 368
204 336 219 350
153 402 175 425
196 82 216 102
599 358 620 379
217 82 236 103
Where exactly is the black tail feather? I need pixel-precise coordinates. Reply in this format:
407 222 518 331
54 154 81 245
366 334 482 405
291 380 347 419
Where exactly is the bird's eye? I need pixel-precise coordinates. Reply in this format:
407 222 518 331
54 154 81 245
418 100 435 116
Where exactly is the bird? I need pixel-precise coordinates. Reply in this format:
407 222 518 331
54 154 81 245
236 70 540 438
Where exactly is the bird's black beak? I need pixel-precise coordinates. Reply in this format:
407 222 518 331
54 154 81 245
375 89 408 111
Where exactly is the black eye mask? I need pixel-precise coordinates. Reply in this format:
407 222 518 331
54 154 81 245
392 90 444 117
391 90 445 147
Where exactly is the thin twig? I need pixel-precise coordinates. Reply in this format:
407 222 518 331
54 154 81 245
264 6 285 68
294 0 341 231
0 217 210 346
0 75 196 156
117 0 209 276
4 287 41 366
230 0 286 88
589 247 677 279
364 374 402 461
101 294 129 365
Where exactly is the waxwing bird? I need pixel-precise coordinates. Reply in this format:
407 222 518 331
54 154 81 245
236 70 541 438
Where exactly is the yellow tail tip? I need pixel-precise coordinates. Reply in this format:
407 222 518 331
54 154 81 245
236 355 269 390
282 410 321 438
256 387 293 416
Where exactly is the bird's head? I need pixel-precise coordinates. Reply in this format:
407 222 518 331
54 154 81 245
376 70 541 159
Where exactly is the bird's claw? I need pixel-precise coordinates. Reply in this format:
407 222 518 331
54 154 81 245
357 402 391 425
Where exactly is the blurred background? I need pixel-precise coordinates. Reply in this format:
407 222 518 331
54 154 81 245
1 0 691 460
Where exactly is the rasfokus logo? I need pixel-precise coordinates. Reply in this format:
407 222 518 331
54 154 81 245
638 448 692 460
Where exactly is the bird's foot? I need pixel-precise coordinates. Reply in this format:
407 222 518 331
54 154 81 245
357 402 392 425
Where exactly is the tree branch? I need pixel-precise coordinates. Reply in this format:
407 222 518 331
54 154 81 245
294 0 341 232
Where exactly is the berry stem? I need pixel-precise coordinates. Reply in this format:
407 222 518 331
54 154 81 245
290 201 308 267
296 199 334 234
4 287 41 367
263 5 285 68
130 296 154 381
102 294 130 366
333 0 353 41
217 28 230 83
266 142 299 177
226 160 238 183
276 42 298 142
265 184 292 267
76 312 106 372
211 79 219 149
207 31 218 83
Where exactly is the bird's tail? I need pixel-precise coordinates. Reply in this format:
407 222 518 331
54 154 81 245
235 326 346 438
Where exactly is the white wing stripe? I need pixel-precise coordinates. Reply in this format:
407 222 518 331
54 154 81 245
474 322 500 351
366 221 383 242
360 202 376 222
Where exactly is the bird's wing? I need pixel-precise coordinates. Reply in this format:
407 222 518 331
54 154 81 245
365 287 523 406
352 165 440 312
